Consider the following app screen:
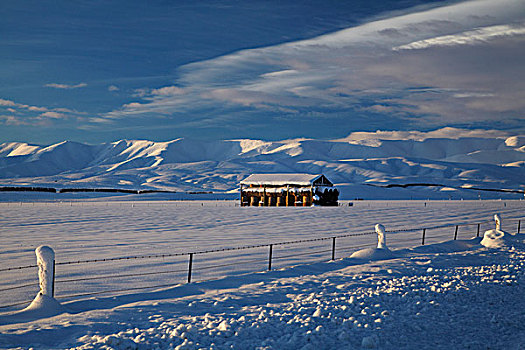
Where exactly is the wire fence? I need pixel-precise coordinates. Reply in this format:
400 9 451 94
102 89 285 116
1 216 522 311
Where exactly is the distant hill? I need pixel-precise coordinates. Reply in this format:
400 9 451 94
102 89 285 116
0 128 524 199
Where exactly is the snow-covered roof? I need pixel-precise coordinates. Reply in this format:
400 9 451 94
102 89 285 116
243 186 313 193
241 174 330 186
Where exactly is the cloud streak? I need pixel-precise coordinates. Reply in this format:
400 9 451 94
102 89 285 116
337 127 510 143
394 23 525 50
44 82 87 89
0 97 87 127
0 100 17 108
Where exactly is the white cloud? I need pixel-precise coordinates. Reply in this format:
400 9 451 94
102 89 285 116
0 99 16 107
0 115 22 125
122 102 145 110
27 106 49 112
260 70 298 78
0 97 87 126
108 85 120 92
150 86 185 96
453 92 495 99
132 88 149 98
54 107 79 113
88 117 114 124
0 98 49 113
44 82 87 89
394 23 525 50
0 114 48 126
38 111 66 119
106 0 525 130
337 127 510 143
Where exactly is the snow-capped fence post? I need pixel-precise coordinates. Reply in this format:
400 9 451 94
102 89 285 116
376 224 387 249
421 228 426 245
477 223 481 237
268 244 273 271
187 253 193 283
35 245 55 297
331 237 336 260
454 225 459 240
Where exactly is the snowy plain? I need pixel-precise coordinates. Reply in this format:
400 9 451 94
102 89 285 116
0 199 524 349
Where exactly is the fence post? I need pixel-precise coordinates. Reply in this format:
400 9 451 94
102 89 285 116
454 225 458 240
421 228 426 245
35 245 55 297
518 220 521 234
268 244 273 271
477 223 480 238
52 260 55 297
331 237 336 260
187 253 193 283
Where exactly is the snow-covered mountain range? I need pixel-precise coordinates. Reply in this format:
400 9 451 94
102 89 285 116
0 128 524 199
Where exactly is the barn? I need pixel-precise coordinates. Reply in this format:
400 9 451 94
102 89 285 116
240 173 339 207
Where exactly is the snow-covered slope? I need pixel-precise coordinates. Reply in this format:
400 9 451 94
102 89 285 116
0 128 523 199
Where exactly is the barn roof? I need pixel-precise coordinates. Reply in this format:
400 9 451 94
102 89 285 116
240 173 331 186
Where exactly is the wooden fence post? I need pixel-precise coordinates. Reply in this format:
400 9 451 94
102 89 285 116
331 237 336 260
187 253 193 283
268 244 273 271
52 260 55 297
454 225 458 240
421 229 426 245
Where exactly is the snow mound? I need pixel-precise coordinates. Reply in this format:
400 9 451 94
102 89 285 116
350 247 396 260
23 293 65 318
0 293 66 325
350 224 396 260
481 214 515 248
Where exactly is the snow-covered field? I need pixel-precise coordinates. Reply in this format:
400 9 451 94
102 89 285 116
0 200 524 349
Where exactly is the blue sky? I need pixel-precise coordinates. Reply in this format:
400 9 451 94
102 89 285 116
1 0 524 144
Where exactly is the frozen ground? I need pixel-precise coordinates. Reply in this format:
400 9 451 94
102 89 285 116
0 200 524 349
